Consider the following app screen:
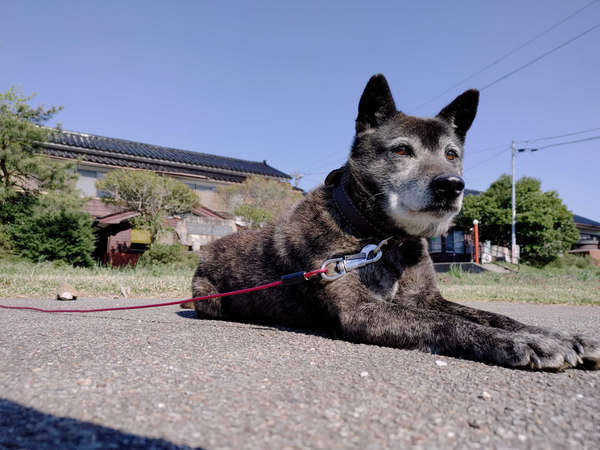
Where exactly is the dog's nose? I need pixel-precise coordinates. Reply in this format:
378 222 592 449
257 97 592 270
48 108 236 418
431 175 465 200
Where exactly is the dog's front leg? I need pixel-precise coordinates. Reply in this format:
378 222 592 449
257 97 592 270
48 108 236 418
327 284 583 370
428 295 600 370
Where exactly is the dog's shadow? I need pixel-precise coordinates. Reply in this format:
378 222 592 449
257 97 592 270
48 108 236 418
175 310 592 372
175 310 335 340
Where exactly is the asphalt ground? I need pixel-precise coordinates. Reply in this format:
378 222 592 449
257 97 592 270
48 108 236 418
1 297 599 449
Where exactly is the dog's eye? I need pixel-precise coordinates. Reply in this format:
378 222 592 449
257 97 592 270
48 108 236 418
446 149 459 161
394 145 412 156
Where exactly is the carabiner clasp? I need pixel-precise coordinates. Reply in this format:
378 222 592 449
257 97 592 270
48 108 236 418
320 243 384 281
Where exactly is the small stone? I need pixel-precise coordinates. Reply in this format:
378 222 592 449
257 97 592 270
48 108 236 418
57 283 78 301
77 378 92 386
447 431 455 438
360 371 369 377
576 394 584 399
518 434 527 442
479 391 492 400
435 360 448 367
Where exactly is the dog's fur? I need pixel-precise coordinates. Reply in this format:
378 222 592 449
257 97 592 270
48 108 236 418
186 74 600 370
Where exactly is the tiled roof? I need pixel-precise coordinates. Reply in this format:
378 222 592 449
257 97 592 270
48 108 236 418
573 214 600 227
43 129 291 180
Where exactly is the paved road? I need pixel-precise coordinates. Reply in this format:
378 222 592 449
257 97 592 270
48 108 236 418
1 297 599 449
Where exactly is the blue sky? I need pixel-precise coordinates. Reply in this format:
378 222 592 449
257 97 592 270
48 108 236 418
2 1 599 220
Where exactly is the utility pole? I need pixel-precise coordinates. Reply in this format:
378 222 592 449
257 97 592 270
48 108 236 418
291 172 303 188
511 141 517 263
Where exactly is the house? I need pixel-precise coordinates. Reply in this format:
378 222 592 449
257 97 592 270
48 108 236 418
41 129 291 264
43 129 291 211
428 189 481 263
571 214 600 263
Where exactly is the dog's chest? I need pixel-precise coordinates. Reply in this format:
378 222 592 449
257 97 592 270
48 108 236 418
358 240 432 303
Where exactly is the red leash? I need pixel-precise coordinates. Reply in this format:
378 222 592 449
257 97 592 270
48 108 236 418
0 268 328 314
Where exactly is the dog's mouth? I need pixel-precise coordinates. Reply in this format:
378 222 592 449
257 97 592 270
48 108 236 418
421 199 462 216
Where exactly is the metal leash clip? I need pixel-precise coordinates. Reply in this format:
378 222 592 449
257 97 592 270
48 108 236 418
320 243 384 281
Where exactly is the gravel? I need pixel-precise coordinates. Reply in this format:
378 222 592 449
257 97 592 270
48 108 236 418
1 298 599 449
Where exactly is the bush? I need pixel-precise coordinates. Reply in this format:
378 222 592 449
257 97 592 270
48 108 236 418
137 243 198 269
0 191 95 266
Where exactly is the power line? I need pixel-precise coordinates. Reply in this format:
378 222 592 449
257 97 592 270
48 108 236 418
480 22 600 91
517 126 600 143
463 146 511 172
411 0 600 111
519 135 600 151
469 143 511 154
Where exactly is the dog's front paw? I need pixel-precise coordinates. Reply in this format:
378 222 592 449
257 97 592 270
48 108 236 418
573 334 600 370
489 332 580 371
526 327 600 370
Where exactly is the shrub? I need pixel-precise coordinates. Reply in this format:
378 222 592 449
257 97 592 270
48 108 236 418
137 243 198 269
1 191 95 266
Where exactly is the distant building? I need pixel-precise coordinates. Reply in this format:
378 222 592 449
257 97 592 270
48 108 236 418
41 129 291 264
42 129 291 211
571 214 600 264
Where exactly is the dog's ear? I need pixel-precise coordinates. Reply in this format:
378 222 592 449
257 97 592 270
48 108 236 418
437 89 479 141
355 74 397 134
324 166 345 186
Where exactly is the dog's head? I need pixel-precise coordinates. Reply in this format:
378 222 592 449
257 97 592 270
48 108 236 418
346 74 478 238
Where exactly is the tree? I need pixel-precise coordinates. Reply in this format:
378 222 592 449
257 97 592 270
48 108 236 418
218 176 304 228
95 169 200 243
456 175 579 265
0 87 73 192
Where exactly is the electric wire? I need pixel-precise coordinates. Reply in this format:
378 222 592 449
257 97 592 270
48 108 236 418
411 0 600 111
463 146 511 172
518 126 600 143
524 135 600 151
480 22 600 91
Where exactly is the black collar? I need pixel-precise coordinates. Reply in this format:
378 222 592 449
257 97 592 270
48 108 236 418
326 167 385 238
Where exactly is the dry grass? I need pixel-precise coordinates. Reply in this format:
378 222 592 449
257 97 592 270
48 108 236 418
1 257 599 305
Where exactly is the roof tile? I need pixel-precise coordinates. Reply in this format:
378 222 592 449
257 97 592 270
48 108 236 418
45 130 290 179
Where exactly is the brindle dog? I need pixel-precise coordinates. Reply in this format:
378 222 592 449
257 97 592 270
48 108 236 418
186 74 600 370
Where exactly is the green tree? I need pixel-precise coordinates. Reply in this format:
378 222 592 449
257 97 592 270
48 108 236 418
456 175 579 265
95 169 200 243
0 87 73 192
218 176 303 228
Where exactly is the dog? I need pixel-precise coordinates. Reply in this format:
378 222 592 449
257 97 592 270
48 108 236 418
186 74 600 370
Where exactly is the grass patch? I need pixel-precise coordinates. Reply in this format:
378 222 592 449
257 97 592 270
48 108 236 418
1 254 599 305
438 257 600 305
0 258 196 299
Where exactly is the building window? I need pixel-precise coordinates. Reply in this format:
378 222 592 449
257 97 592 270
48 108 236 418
428 236 442 253
78 169 98 178
445 230 465 254
185 182 216 192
